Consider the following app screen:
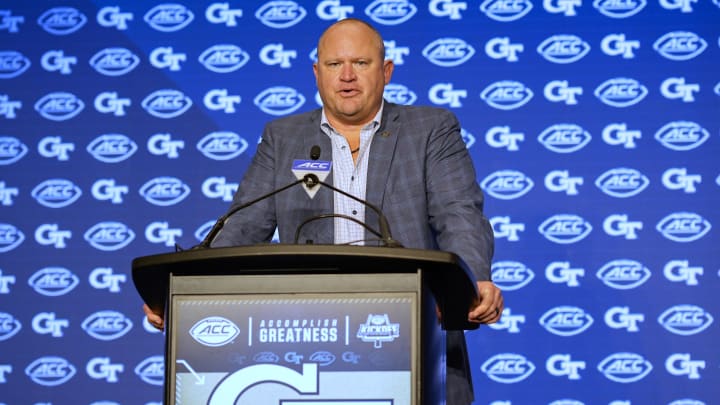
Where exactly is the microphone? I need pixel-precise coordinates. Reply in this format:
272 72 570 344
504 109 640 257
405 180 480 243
310 145 321 160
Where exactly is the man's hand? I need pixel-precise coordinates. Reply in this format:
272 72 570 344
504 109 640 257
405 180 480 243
468 281 504 324
143 303 165 331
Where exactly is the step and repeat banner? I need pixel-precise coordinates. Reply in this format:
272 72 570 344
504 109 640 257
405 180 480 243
1 1 718 404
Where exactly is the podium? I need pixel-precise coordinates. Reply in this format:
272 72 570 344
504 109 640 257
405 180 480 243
132 245 478 405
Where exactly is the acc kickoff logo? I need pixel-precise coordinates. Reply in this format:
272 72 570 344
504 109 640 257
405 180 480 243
480 0 533 21
142 89 193 118
537 124 591 153
82 310 133 341
654 121 709 151
656 212 711 242
0 51 31 78
594 78 648 107
139 176 191 206
254 86 305 115
25 356 76 386
90 48 140 76
34 92 84 121
356 314 400 348
199 44 250 73
658 305 713 336
37 7 87 35
144 4 194 32
595 168 649 198
28 267 79 296
84 221 135 251
597 352 652 383
539 214 592 244
539 306 593 336
197 131 249 160
0 136 29 165
190 317 240 347
481 353 535 383
31 179 82 208
481 81 533 110
481 170 534 200
653 31 707 61
596 259 651 290
256 1 307 28
364 0 417 25
491 261 535 291
87 134 138 163
422 38 475 67
0 223 24 252
537 35 591 64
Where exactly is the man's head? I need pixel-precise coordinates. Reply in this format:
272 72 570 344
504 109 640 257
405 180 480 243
313 18 394 128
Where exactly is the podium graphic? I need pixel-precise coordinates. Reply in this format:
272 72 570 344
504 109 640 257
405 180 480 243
132 245 478 404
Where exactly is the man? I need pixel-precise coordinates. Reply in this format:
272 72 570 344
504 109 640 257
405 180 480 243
145 18 503 404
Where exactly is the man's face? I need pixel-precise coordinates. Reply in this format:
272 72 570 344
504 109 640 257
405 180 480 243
314 21 393 127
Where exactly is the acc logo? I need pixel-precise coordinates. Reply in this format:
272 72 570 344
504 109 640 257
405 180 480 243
593 0 647 18
658 305 713 336
0 51 31 78
82 310 133 341
34 92 84 121
654 121 709 151
254 352 281 363
194 220 215 242
364 0 417 25
141 89 192 118
89 48 140 76
422 38 475 67
31 179 82 208
0 136 29 165
481 353 535 383
197 131 249 160
383 83 417 105
596 259 651 290
87 134 138 163
309 351 336 366
84 221 135 251
139 177 190 206
653 31 707 61
28 267 79 296
135 355 165 385
144 4 194 32
480 0 533 21
597 352 652 383
595 168 649 198
537 35 591 64
255 1 307 28
199 44 250 73
0 223 24 252
37 7 87 35
540 306 593 336
0 312 21 341
491 261 535 291
656 212 711 243
594 78 647 107
481 81 533 110
538 214 592 244
190 317 240 347
254 86 305 116
480 170 534 200
25 356 76 386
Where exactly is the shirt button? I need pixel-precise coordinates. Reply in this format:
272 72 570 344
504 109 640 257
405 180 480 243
352 210 357 215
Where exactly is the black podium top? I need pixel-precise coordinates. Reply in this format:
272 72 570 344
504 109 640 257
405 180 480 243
132 244 479 330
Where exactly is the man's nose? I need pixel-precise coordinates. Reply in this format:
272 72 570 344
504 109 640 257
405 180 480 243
339 63 356 81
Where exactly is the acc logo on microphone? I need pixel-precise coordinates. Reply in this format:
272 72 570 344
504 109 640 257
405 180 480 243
0 312 21 341
255 1 307 28
593 0 647 18
89 48 140 76
197 131 249 160
538 214 592 244
537 35 590 64
481 353 535 383
658 305 713 336
594 78 647 107
87 134 138 163
0 51 31 78
422 38 475 67
364 0 417 25
84 221 135 251
654 121 709 151
25 356 77 386
656 212 711 243
0 223 24 252
254 86 305 116
596 259 651 290
539 306 593 336
31 179 82 208
384 83 417 105
139 176 191 206
28 267 79 296
81 310 133 341
0 136 29 165
190 317 240 347
144 4 194 32
141 89 193 118
481 81 533 110
480 0 533 21
199 44 250 73
597 353 652 383
34 92 84 121
653 31 707 61
491 261 535 291
135 355 165 385
38 7 87 35
480 170 534 200
595 168 649 198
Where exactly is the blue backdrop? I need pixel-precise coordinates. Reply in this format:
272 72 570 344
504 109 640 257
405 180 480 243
1 1 718 404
